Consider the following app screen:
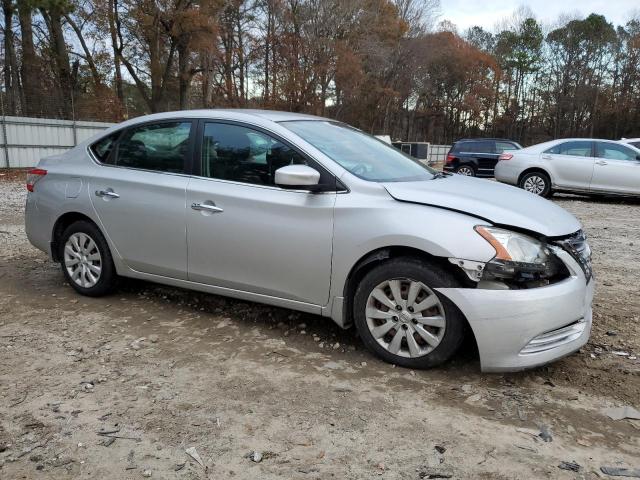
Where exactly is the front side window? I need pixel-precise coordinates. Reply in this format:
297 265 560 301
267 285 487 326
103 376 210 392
546 141 592 157
201 122 329 186
281 120 436 182
115 121 192 173
629 141 640 149
596 142 638 161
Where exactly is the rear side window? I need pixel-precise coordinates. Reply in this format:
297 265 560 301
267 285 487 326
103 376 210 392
454 141 494 153
90 132 120 163
115 121 192 173
545 141 592 157
596 142 638 161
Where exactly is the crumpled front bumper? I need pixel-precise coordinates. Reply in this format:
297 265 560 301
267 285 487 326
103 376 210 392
437 249 594 372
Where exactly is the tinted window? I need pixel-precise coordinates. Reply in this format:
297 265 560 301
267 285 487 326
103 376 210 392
91 132 120 163
546 141 592 157
495 141 520 153
455 141 494 154
630 141 640 149
596 142 638 161
282 121 436 182
201 122 326 186
115 122 191 173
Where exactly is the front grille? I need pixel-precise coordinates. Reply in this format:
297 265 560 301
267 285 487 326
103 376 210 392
554 230 592 281
520 319 587 355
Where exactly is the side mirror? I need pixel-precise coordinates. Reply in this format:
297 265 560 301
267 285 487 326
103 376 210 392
275 164 321 190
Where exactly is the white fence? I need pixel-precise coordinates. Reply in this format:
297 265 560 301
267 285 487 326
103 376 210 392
0 116 114 168
427 144 451 165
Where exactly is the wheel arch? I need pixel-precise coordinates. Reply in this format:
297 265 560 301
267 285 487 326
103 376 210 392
340 246 477 338
518 167 553 187
51 212 101 262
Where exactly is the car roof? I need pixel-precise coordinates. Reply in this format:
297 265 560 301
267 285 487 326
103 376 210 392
522 137 637 152
455 138 516 142
110 109 329 131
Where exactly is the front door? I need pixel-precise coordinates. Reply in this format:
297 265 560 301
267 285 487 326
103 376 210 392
542 140 595 190
89 120 194 279
186 121 336 306
590 142 640 195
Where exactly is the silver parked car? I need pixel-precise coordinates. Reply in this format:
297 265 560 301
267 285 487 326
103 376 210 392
25 110 593 371
495 138 640 197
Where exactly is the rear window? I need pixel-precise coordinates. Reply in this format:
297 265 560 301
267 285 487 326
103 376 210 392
495 141 521 153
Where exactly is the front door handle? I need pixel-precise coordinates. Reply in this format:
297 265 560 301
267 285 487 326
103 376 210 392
595 160 608 166
95 189 120 199
191 202 223 213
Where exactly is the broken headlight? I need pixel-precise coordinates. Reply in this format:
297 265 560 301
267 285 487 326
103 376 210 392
475 226 561 283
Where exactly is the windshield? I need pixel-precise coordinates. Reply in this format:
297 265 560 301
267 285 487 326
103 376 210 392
281 120 437 182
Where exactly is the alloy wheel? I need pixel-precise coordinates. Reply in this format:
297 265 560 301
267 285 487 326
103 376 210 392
64 232 102 288
523 175 546 195
365 278 446 358
456 166 474 176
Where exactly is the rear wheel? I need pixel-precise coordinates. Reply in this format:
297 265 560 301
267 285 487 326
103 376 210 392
353 257 466 369
520 171 551 197
59 220 116 296
455 165 476 176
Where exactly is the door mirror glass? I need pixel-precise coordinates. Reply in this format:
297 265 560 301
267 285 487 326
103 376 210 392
275 165 321 189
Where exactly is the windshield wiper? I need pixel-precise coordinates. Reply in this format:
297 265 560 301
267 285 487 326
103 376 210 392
432 172 449 179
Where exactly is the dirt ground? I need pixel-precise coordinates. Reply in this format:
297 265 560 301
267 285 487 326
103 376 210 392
1 170 639 479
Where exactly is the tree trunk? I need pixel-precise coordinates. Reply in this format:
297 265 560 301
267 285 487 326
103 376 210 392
42 7 74 118
2 0 22 114
18 2 39 116
108 0 124 103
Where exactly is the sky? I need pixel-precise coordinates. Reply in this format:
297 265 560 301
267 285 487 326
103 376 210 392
440 0 639 32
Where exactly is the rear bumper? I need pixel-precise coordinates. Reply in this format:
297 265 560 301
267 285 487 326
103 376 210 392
437 249 593 372
494 161 519 185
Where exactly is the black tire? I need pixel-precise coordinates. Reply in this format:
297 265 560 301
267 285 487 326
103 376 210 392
353 257 466 369
58 220 116 296
455 164 476 176
519 171 551 197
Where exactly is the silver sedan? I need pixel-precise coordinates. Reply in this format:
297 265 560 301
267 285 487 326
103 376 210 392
25 110 593 371
495 138 640 197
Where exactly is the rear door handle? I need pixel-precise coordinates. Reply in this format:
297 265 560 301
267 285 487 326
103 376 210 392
542 154 552 160
191 202 223 213
595 160 608 166
95 189 120 199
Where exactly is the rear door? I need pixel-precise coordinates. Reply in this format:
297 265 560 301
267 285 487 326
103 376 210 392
590 142 640 194
89 120 194 279
185 120 336 306
460 140 498 177
542 140 595 190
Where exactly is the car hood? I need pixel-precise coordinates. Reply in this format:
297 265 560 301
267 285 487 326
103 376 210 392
383 175 581 237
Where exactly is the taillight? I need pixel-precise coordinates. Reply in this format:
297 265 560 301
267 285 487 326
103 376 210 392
446 154 455 163
498 153 513 161
26 168 47 192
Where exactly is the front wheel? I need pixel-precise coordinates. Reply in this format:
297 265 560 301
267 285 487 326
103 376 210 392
520 171 551 197
59 220 116 296
353 257 466 369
